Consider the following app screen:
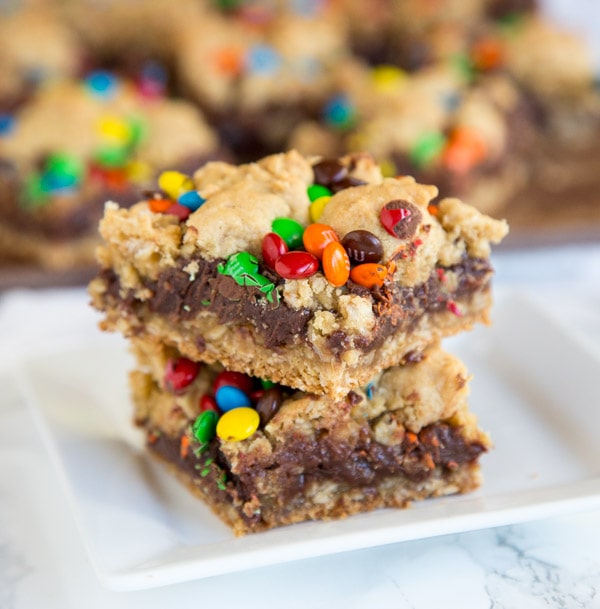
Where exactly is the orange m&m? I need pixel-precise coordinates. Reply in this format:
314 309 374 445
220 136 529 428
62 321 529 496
349 263 388 288
322 241 350 287
302 223 339 259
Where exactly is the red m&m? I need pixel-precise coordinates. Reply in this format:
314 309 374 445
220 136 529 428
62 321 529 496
261 232 288 270
164 357 200 394
275 251 319 279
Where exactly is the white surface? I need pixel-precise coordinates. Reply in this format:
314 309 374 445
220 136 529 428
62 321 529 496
16 290 600 591
2 243 600 607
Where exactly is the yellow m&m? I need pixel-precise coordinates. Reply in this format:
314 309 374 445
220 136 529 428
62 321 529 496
216 407 260 442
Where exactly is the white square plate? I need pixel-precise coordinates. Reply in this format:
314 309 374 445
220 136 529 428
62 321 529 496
18 289 600 591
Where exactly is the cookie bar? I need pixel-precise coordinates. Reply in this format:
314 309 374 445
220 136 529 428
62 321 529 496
130 335 489 535
90 151 507 398
0 70 222 271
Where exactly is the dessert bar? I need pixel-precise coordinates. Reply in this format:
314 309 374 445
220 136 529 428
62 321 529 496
130 336 489 535
90 151 507 398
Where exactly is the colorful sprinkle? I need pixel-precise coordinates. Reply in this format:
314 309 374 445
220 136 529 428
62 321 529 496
180 435 191 458
43 153 85 189
216 407 260 442
447 300 463 316
471 37 504 71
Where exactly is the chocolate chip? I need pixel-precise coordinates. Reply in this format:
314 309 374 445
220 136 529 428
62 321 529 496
380 200 422 240
347 390 364 405
313 159 348 186
142 188 168 200
329 175 368 193
342 230 384 264
256 387 284 427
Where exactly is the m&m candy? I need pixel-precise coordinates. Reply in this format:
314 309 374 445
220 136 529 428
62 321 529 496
341 230 383 264
349 263 388 288
216 407 260 442
164 357 200 393
302 223 339 259
272 217 304 249
192 410 219 445
322 241 350 287
274 251 319 279
261 232 288 269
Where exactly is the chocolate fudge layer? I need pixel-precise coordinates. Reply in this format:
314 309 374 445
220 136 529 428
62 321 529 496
130 336 489 535
90 151 507 397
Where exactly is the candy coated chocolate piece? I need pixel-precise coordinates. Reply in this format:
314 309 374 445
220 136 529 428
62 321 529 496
341 230 383 264
274 251 319 279
199 394 220 414
309 195 331 222
302 223 339 259
350 263 388 288
307 184 332 201
158 170 194 200
262 232 288 270
322 241 350 287
380 200 422 239
217 407 260 442
165 202 192 221
192 410 218 445
255 387 283 427
272 217 304 249
215 386 252 412
312 158 347 186
178 190 206 211
164 357 200 393
213 370 254 395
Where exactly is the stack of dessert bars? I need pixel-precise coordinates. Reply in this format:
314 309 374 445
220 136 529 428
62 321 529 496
90 150 507 535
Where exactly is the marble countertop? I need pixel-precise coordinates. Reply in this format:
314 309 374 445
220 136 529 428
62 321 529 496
1 242 600 609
